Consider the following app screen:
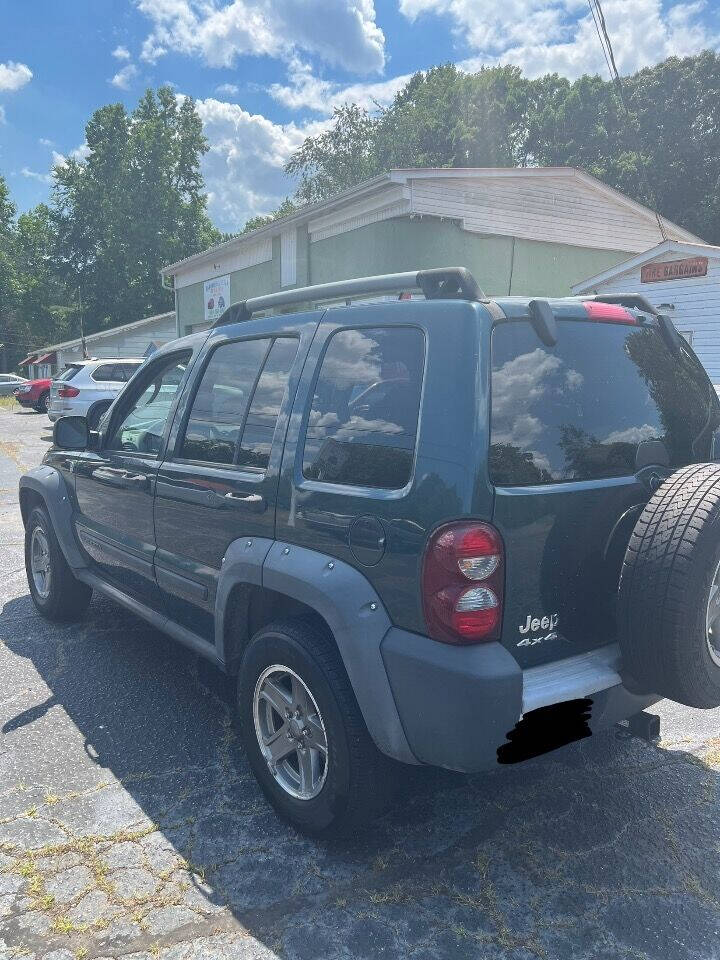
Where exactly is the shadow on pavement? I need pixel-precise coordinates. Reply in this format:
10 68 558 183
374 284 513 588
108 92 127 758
0 589 718 959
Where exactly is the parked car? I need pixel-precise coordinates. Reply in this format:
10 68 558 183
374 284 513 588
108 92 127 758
13 377 52 412
0 373 28 396
19 268 720 838
48 358 144 428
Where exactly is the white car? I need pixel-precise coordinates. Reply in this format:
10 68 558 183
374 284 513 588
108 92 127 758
0 373 28 396
48 358 144 428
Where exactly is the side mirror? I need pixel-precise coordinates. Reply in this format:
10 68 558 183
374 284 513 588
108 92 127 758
53 416 90 451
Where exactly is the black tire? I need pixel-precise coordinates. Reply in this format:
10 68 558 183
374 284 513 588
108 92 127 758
237 619 392 838
618 463 720 708
87 401 111 431
35 392 49 414
25 506 92 622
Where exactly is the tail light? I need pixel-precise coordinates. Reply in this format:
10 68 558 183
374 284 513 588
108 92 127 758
583 301 638 325
422 522 504 645
58 386 80 398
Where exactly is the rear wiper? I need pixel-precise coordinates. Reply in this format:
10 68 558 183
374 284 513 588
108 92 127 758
528 299 558 347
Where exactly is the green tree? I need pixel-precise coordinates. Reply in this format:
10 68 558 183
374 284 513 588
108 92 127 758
53 87 220 334
285 104 382 204
0 176 20 369
241 197 298 234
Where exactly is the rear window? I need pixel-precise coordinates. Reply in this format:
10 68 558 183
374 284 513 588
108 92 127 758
57 365 82 382
490 320 719 486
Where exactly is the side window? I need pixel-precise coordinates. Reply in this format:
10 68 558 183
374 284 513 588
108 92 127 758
92 364 121 382
237 338 298 468
303 326 425 489
180 339 270 465
106 353 191 456
120 363 141 380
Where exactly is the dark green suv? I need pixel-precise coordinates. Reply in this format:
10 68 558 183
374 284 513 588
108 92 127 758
20 268 720 837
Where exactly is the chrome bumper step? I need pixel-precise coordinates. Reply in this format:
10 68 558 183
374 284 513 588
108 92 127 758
522 644 621 714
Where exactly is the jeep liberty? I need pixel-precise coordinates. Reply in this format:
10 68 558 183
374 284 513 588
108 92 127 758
20 268 720 836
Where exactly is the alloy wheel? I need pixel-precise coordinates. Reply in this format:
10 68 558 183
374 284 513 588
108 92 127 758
30 526 52 599
705 558 720 667
252 664 328 800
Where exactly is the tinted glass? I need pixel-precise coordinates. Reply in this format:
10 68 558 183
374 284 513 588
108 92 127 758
490 320 719 486
108 353 190 455
56 365 82 382
92 364 121 382
237 338 298 469
180 338 269 465
303 327 425 489
119 363 142 380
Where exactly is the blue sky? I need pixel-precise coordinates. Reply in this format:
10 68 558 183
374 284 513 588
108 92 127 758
1 0 719 232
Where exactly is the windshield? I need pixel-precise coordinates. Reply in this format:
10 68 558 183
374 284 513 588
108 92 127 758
490 320 720 485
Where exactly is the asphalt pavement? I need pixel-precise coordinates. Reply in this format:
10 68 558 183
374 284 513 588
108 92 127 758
0 404 718 960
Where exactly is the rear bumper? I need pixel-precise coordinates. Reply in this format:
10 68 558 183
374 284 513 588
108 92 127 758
48 399 91 420
381 631 657 772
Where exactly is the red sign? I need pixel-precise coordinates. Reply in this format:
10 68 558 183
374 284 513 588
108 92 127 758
641 256 708 283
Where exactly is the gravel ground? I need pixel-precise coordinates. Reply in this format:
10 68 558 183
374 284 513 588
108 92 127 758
0 404 718 960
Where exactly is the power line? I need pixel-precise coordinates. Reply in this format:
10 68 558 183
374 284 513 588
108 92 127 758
586 0 668 241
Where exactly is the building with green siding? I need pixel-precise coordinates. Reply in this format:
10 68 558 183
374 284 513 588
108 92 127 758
161 168 700 337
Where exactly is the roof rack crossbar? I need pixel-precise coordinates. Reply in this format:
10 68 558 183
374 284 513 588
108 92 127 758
212 267 485 327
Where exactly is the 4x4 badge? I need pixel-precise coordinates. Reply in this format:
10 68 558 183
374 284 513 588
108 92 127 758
517 612 559 647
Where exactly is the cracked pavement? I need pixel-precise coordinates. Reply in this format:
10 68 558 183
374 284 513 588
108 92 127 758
0 404 718 960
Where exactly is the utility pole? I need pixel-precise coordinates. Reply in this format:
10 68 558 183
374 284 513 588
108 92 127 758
78 287 88 359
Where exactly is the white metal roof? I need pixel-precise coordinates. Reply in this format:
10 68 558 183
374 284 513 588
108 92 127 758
30 310 175 355
572 240 720 293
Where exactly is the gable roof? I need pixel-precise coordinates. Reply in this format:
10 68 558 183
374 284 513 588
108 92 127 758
30 311 175 355
161 167 701 280
572 240 720 293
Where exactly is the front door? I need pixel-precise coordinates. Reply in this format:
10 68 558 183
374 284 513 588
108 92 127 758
72 350 193 608
153 315 316 640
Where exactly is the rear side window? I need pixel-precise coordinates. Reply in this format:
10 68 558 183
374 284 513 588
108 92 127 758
180 337 297 468
91 364 122 382
303 326 425 489
490 320 718 486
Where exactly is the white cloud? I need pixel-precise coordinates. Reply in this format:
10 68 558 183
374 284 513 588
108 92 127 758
401 0 720 79
194 96 328 231
21 167 53 184
269 58 409 114
110 63 139 89
52 143 91 169
0 61 32 92
216 82 240 96
39 137 54 147
135 0 385 74
112 45 132 60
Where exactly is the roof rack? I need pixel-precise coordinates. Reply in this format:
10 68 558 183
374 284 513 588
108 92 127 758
212 267 485 327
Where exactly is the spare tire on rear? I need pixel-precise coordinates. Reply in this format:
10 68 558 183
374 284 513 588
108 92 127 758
618 462 720 708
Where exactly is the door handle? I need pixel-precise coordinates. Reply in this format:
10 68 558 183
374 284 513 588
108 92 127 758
223 492 266 513
124 473 149 488
93 467 149 490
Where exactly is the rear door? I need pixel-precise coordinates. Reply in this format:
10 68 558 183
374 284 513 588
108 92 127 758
153 315 316 640
490 312 720 667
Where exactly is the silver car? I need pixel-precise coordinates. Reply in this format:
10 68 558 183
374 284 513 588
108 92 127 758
48 359 144 428
0 373 28 396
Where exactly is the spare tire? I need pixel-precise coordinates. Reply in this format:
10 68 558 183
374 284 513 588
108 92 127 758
618 462 720 708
